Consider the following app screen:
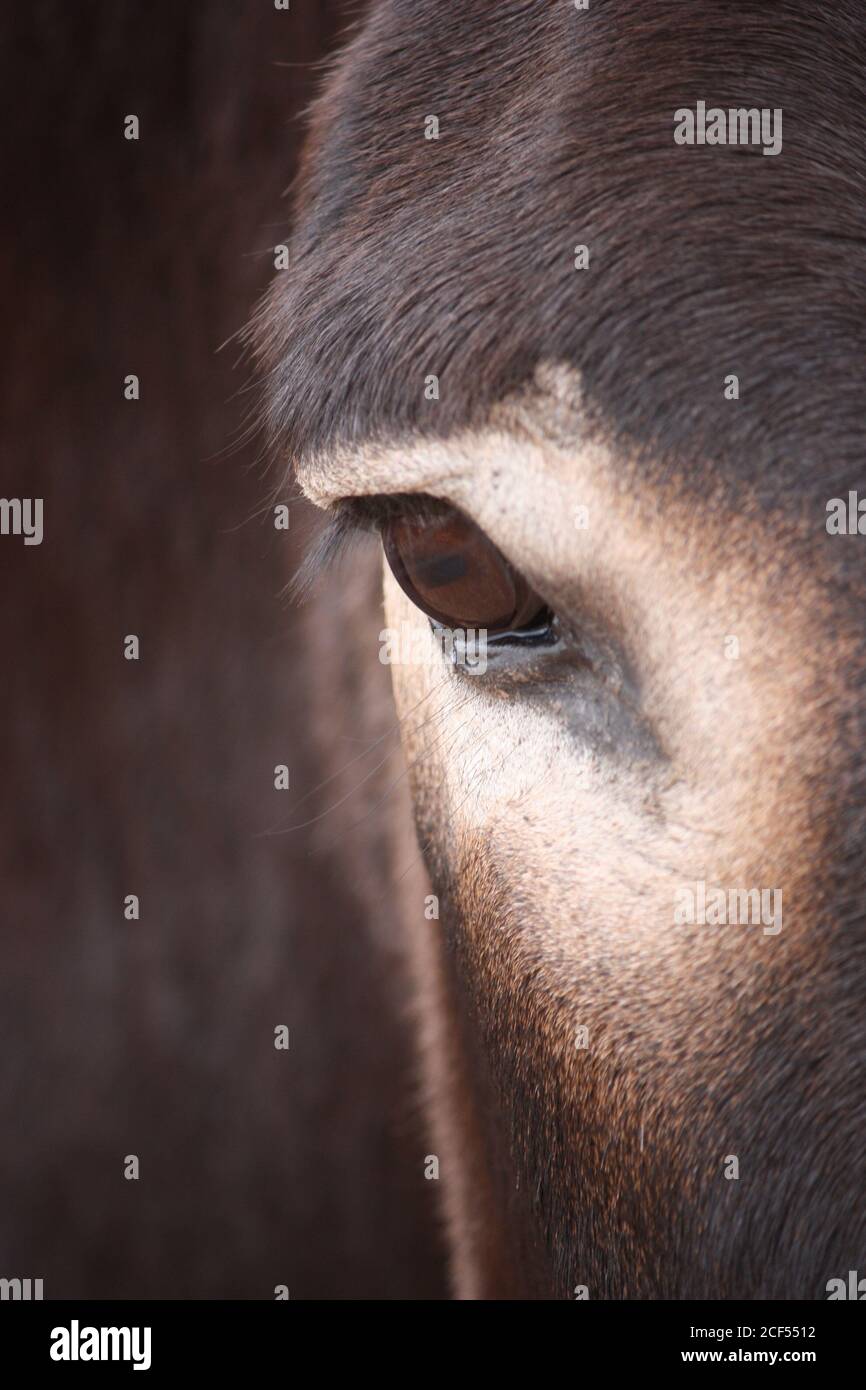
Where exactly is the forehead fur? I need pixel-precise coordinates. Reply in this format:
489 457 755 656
251 0 866 504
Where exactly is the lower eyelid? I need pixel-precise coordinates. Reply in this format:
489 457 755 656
423 616 563 690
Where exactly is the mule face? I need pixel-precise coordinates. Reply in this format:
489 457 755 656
254 0 866 1297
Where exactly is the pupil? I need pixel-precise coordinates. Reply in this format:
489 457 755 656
411 550 468 590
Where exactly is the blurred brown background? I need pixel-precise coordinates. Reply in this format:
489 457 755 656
0 0 446 1298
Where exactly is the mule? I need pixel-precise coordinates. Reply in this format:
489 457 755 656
252 0 866 1298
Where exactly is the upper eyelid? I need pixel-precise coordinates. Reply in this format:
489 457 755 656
337 492 451 531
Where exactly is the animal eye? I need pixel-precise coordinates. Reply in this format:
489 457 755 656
382 506 550 635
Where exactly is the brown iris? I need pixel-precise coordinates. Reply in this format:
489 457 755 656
383 506 549 633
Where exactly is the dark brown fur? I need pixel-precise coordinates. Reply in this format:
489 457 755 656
254 0 866 505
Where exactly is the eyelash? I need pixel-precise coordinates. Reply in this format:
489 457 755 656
291 494 451 600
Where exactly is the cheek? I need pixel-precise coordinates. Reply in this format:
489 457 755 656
384 562 828 1085
385 564 680 990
